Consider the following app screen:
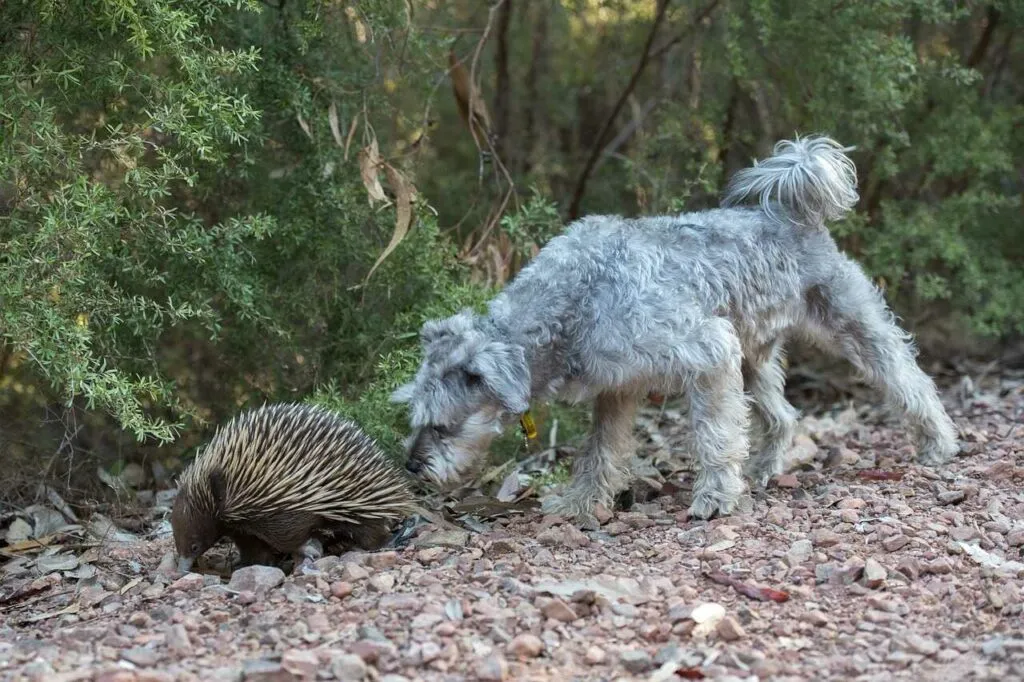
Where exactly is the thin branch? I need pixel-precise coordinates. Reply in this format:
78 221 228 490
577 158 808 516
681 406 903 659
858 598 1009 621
647 0 722 63
567 0 673 220
493 0 513 162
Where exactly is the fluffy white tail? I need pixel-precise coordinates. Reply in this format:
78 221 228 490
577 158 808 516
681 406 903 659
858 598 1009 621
721 135 859 227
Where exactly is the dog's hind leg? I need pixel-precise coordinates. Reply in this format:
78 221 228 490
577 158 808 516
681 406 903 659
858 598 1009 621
541 389 639 527
743 340 799 487
683 319 750 520
805 263 960 466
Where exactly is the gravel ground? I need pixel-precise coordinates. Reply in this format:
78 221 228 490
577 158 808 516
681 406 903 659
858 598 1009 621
1 372 1023 682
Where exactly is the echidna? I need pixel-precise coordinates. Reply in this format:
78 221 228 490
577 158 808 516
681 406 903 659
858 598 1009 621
171 403 416 572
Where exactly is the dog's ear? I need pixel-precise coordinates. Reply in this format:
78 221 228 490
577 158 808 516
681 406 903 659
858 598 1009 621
390 382 416 404
467 341 530 415
420 309 477 346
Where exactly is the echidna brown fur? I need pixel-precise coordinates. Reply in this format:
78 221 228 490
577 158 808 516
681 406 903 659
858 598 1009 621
170 402 416 572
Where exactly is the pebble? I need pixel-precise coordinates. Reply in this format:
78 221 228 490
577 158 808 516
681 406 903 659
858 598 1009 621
882 534 910 552
774 473 801 488
717 616 746 641
368 574 395 593
331 581 353 599
121 647 160 667
331 654 367 681
1006 529 1024 547
804 610 830 627
903 633 940 656
938 490 966 505
620 650 654 673
786 539 814 566
169 573 205 592
241 659 290 682
165 624 191 655
413 529 470 548
476 654 508 681
539 597 578 623
863 559 887 588
837 498 867 510
227 566 285 596
367 551 398 569
585 646 607 665
281 649 319 677
508 633 544 658
811 529 841 547
416 547 445 564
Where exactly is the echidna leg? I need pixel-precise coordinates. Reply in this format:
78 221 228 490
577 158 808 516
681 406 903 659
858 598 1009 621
231 533 277 568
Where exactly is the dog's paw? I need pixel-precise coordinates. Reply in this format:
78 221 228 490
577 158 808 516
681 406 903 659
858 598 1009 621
743 458 781 489
689 467 745 520
916 437 960 467
687 492 737 521
540 491 600 529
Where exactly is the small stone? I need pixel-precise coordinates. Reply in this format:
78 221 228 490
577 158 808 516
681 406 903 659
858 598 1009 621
331 654 367 681
121 647 160 667
837 498 866 510
368 574 395 593
331 581 353 599
350 638 396 663
507 633 544 658
896 557 920 580
476 654 508 681
227 565 285 596
689 602 726 638
811 529 841 547
137 673 176 682
938 490 966 505
903 633 940 656
882 534 910 552
840 509 860 524
367 551 398 569
863 558 887 588
169 572 205 592
585 645 607 665
341 563 370 581
620 650 654 674
281 649 319 677
593 503 614 525
236 590 257 605
804 610 830 627
774 473 800 488
166 624 191 655
786 539 814 567
717 616 746 641
416 547 445 564
539 597 578 623
1007 529 1024 547
413 529 470 548
241 659 291 682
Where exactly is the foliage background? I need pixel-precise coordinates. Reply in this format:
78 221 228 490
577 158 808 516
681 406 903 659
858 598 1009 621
0 0 1021 502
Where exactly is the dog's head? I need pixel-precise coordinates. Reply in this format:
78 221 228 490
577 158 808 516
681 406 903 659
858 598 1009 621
391 310 530 489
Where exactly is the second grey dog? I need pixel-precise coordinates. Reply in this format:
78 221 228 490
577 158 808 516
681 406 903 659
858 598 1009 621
392 135 961 525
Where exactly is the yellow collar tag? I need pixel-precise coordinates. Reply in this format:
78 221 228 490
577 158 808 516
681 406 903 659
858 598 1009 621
519 411 538 441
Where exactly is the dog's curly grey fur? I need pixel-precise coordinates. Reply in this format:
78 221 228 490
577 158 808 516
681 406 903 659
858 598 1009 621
393 135 961 526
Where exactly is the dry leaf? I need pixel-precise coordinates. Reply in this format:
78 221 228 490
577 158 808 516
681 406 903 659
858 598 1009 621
704 571 790 603
344 117 359 161
296 112 313 141
120 576 143 595
344 5 368 43
364 163 415 282
328 101 344 148
447 50 493 148
19 602 79 624
357 139 387 205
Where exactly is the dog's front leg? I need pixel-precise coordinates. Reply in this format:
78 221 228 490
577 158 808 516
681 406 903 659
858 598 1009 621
541 390 638 528
686 355 750 520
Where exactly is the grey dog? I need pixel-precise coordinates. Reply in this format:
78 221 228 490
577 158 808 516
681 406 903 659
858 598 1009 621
392 135 961 525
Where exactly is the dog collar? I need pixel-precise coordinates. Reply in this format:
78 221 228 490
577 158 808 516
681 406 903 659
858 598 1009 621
519 411 538 441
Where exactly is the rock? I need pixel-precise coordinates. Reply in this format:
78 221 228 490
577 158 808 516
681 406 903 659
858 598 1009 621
416 547 445 564
169 572 205 592
717 616 746 641
350 639 396 663
367 574 395 593
340 563 370 581
413 529 469 548
1007 529 1024 547
811 529 841 547
837 498 866 510
620 650 654 674
774 473 801 488
882 534 910 552
539 597 577 623
938 490 966 505
137 673 176 682
804 610 830 627
331 581 353 599
896 557 920 580
593 503 614 525
331 654 367 681
785 434 819 469
227 565 285 596
584 646 607 665
840 509 860 524
786 539 814 567
281 649 319 677
241 659 294 682
688 602 726 638
863 558 887 589
367 551 398 569
121 647 160 667
166 624 191 655
507 633 544 658
903 633 940 656
120 462 147 487
476 654 508 681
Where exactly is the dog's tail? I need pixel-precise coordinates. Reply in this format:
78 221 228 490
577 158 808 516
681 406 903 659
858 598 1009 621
721 135 859 228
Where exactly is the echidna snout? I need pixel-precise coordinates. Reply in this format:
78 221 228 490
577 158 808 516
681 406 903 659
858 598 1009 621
170 485 219 573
